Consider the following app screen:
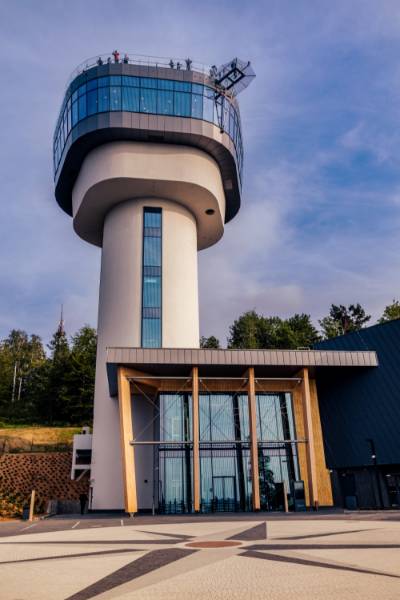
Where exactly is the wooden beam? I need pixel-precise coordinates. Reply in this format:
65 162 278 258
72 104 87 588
299 367 318 509
117 367 138 514
192 366 200 512
123 367 160 390
247 367 260 510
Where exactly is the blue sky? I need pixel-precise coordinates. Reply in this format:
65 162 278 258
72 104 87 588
1 0 400 345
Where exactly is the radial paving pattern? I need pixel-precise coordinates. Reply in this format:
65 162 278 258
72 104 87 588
1 515 400 599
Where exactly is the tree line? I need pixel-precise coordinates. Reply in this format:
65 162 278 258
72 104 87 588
0 323 96 426
200 300 400 349
1 299 399 426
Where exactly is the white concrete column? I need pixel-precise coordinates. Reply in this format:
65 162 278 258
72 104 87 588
91 198 199 510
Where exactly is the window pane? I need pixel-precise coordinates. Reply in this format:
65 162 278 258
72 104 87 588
110 86 121 110
192 83 203 95
110 76 122 86
97 76 109 88
158 79 174 90
122 86 139 111
98 87 110 112
78 94 87 120
157 89 174 115
140 77 158 88
122 75 140 87
191 93 203 119
140 88 157 113
174 81 191 92
143 236 161 266
143 276 161 307
203 95 214 122
78 84 86 97
142 318 161 347
144 209 161 227
87 89 98 116
174 91 191 117
72 100 78 126
87 79 98 91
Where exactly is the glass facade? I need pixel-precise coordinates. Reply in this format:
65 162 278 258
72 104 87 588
157 391 300 514
141 208 162 348
53 72 243 182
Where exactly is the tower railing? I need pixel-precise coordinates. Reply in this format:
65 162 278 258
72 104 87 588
66 52 211 90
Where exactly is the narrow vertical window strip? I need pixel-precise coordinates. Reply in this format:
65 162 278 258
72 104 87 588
141 207 162 348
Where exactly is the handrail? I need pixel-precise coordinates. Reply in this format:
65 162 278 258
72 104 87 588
66 52 211 90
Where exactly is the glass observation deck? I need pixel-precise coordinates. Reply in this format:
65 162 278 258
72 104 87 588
53 53 244 182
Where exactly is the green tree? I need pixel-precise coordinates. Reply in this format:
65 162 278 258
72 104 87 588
200 335 220 349
319 304 371 339
228 310 266 348
228 311 320 349
45 321 72 423
66 326 97 424
285 314 321 348
0 330 46 422
379 299 400 323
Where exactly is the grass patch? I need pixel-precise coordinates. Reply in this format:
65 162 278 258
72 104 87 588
0 426 81 451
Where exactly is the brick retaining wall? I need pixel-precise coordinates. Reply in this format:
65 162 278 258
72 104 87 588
0 452 89 514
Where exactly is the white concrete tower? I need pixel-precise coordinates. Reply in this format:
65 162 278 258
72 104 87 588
53 54 254 510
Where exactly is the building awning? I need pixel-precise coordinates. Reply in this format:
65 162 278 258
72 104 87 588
106 347 378 397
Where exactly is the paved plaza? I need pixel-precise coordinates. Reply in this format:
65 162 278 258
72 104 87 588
0 512 400 599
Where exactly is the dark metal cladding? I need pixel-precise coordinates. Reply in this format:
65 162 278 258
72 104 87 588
53 63 243 223
315 320 400 469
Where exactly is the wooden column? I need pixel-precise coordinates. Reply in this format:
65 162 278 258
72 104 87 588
192 367 200 512
299 367 318 509
247 367 260 510
117 367 138 514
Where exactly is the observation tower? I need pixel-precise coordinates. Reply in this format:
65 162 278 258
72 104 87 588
54 53 255 510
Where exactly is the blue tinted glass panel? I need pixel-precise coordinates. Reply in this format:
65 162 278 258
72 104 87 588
142 208 162 348
72 101 78 126
78 94 87 119
87 79 98 91
174 92 191 117
174 81 191 92
122 75 140 87
110 86 121 110
203 95 214 122
87 89 98 115
191 94 203 119
122 86 139 111
143 276 161 307
98 87 110 112
157 90 174 115
143 237 161 266
141 77 158 88
158 79 174 90
142 318 161 347
55 75 243 184
140 88 157 113
144 210 161 227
